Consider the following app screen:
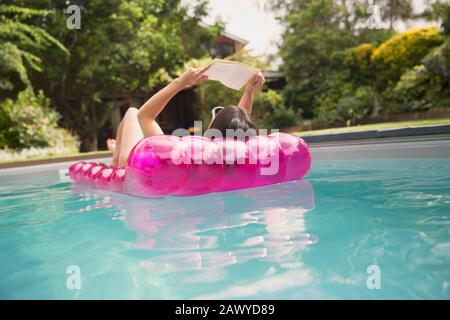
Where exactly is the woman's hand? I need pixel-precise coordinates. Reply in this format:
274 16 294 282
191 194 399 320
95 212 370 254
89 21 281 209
244 71 265 93
175 66 209 89
239 71 265 115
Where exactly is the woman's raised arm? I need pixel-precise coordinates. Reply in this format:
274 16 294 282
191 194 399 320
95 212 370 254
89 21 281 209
137 66 209 137
238 71 265 115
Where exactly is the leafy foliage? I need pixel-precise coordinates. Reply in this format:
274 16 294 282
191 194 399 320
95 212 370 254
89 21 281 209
4 0 219 151
1 0 449 152
393 39 450 111
0 89 79 150
275 0 387 120
371 27 444 88
344 43 375 85
0 4 67 91
273 0 448 125
263 105 299 129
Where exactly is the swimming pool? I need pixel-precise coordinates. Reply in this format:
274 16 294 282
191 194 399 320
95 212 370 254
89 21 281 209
1 136 450 299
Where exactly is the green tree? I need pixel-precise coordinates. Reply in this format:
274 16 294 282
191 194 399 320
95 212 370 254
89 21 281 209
3 0 219 151
275 0 446 124
0 4 67 92
274 0 359 118
420 0 450 36
375 0 413 29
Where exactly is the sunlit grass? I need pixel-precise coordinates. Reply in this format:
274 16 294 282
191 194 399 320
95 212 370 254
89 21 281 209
0 148 111 165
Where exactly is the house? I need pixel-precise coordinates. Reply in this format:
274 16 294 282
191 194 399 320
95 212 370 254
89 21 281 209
263 71 286 91
209 31 249 58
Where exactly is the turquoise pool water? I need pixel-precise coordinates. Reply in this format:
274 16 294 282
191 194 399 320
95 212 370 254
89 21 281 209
1 158 450 299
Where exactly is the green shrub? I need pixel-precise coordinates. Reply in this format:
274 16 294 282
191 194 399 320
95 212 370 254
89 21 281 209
371 27 444 88
393 40 450 111
344 43 375 80
282 83 315 118
0 89 79 151
314 86 375 124
263 105 300 129
312 69 355 123
254 89 300 129
336 86 375 123
311 27 447 124
423 39 450 82
392 66 433 111
253 89 284 122
313 96 341 124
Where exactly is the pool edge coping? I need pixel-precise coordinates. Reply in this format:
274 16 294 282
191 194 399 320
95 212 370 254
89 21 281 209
301 123 450 143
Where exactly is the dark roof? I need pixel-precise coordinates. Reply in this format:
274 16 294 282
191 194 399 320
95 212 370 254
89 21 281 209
263 71 284 78
220 30 249 45
199 21 249 45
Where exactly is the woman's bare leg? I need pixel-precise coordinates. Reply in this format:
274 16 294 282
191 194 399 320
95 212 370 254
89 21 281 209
107 119 124 167
111 122 123 167
107 138 116 154
111 107 164 167
114 107 144 167
107 139 116 152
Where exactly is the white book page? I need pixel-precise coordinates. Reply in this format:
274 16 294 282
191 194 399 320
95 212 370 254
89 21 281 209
205 60 259 90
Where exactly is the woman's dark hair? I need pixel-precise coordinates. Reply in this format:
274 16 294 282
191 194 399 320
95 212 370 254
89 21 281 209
208 105 257 137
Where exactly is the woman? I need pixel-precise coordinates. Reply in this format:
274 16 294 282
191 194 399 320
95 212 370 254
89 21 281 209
107 66 265 167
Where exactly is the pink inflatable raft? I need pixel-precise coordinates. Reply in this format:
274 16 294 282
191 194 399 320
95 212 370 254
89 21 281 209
69 133 312 198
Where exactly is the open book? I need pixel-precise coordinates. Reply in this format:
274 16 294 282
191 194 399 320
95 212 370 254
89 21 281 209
204 59 260 90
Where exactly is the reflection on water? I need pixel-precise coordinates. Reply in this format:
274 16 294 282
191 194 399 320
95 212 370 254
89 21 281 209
71 181 317 295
